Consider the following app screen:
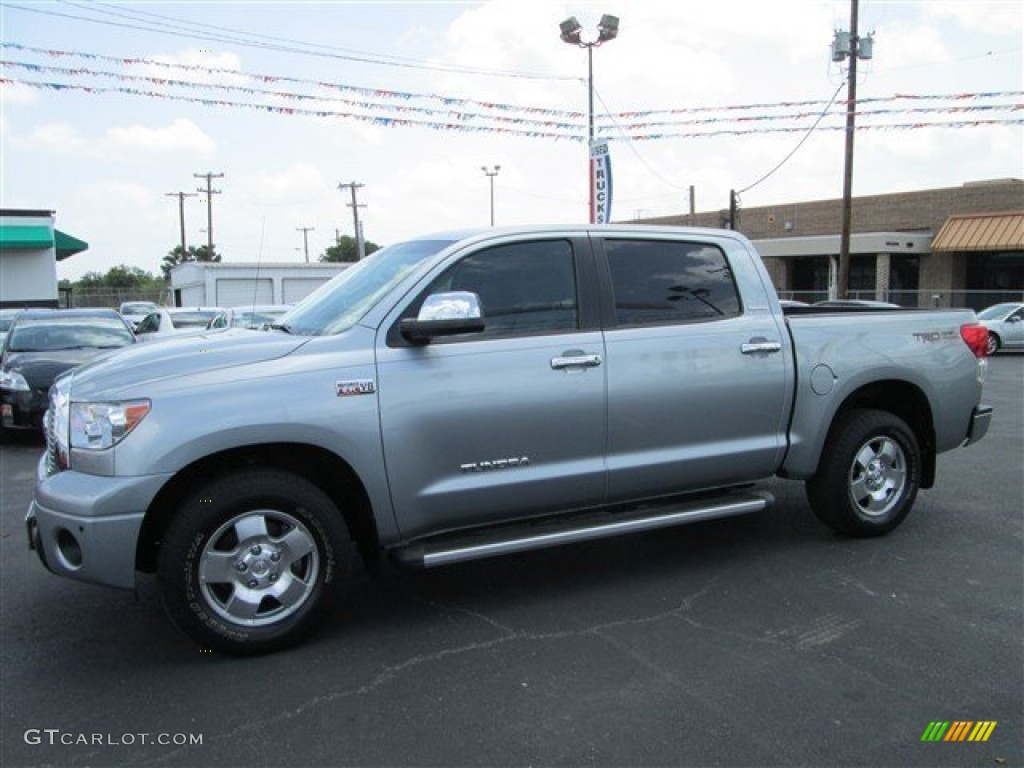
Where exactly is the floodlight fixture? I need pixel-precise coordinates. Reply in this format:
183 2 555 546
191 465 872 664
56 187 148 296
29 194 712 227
559 17 583 45
597 15 619 44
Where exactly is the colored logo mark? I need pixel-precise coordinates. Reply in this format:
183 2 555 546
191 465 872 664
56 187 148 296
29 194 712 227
921 721 997 742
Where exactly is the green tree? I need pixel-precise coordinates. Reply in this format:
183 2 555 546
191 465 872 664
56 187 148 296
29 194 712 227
320 235 380 263
161 243 221 279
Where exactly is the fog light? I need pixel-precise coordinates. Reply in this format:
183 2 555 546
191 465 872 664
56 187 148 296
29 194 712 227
55 528 83 569
1 403 12 426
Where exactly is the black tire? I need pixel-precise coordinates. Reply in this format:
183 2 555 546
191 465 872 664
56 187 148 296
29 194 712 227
807 409 921 537
986 332 1000 356
157 469 353 655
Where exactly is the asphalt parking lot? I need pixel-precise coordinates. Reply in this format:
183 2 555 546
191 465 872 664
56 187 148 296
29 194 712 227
1 355 1021 768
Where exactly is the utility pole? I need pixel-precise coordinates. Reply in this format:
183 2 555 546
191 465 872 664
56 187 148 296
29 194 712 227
338 181 366 260
165 191 197 253
194 171 224 255
296 226 315 263
832 0 873 299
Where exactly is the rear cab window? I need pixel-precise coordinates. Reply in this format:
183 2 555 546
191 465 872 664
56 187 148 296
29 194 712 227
602 239 742 327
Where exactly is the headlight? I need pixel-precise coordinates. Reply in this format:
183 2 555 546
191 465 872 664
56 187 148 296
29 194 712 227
0 369 29 391
51 377 72 471
70 400 151 451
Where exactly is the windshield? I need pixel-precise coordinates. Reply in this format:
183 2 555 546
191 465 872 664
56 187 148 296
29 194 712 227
977 303 1018 320
170 311 220 328
0 310 21 333
279 239 454 336
232 309 287 328
121 302 158 314
8 316 135 352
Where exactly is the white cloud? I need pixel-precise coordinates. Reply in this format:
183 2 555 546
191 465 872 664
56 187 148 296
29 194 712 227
105 118 216 156
13 121 88 153
0 80 39 106
922 1 1024 37
81 180 155 208
242 162 332 204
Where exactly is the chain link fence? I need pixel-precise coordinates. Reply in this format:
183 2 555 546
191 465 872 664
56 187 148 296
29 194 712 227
60 288 167 310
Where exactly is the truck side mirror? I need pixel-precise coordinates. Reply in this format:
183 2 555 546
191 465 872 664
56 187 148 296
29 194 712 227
400 291 485 344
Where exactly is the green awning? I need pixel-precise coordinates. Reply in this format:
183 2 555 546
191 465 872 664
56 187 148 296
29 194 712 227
0 225 53 250
54 229 89 260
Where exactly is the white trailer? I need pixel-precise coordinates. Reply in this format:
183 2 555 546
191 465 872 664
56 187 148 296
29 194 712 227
169 262 349 308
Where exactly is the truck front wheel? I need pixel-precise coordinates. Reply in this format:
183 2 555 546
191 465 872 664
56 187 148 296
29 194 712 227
807 409 921 537
157 469 353 655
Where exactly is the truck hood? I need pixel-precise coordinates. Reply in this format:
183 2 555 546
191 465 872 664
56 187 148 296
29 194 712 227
67 329 309 399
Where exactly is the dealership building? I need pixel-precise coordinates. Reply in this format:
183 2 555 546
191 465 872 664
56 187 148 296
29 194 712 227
638 178 1023 309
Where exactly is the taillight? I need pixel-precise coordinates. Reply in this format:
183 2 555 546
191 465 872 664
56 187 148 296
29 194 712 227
960 324 989 358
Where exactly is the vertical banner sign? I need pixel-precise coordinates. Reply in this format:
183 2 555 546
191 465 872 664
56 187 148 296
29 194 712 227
590 141 613 224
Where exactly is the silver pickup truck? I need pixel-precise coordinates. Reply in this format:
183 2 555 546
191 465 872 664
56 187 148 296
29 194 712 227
26 225 992 654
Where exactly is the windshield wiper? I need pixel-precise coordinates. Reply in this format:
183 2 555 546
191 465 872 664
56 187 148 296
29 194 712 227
269 322 295 334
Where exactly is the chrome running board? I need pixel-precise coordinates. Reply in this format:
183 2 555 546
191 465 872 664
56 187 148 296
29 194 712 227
392 490 773 569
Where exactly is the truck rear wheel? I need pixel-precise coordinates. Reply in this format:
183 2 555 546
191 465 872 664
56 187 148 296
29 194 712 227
807 409 921 537
157 469 352 655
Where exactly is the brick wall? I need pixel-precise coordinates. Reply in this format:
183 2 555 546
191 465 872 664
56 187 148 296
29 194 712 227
641 179 1024 240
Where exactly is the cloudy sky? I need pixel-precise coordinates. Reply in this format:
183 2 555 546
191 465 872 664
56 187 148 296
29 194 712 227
2 0 1021 281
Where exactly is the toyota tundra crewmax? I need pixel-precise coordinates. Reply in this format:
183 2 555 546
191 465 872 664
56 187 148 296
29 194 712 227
26 226 993 654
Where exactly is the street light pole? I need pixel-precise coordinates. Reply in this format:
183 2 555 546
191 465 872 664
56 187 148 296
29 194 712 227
559 14 619 224
481 165 500 226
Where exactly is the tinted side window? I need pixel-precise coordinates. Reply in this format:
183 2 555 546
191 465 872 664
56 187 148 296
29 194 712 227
135 314 158 334
605 239 741 326
425 240 578 339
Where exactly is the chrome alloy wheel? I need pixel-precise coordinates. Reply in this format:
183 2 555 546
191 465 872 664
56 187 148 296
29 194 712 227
848 436 907 517
198 510 320 627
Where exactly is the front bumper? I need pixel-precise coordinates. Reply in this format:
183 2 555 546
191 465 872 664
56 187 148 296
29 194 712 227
25 455 172 590
964 404 993 447
1 387 47 430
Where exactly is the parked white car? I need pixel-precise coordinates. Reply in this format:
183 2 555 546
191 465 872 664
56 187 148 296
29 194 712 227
134 307 224 340
207 305 291 330
118 301 160 331
978 302 1024 354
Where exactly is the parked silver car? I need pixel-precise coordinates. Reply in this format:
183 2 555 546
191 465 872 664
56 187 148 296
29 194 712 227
978 302 1024 354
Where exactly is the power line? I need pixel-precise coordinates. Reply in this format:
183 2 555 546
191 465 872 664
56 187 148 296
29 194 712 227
78 0 562 78
7 2 572 81
737 82 846 194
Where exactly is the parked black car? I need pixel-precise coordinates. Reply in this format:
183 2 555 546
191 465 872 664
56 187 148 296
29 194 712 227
0 309 135 434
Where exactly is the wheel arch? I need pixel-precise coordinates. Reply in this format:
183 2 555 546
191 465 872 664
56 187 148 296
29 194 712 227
136 443 378 573
821 380 936 488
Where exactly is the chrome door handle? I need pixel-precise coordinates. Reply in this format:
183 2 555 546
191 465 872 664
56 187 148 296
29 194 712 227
551 354 603 370
741 340 782 355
